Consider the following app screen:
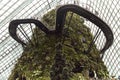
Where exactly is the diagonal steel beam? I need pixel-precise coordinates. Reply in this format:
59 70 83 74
0 0 33 27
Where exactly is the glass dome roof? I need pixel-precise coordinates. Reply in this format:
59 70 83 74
0 0 120 79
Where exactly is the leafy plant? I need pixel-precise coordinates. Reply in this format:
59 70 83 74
9 7 109 80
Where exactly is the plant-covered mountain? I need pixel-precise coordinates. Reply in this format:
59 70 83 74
9 8 109 80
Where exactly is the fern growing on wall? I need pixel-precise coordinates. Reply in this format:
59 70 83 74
8 8 109 80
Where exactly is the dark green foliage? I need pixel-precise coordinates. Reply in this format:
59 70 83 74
9 8 109 80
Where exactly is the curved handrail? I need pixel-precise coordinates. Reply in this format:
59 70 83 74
55 4 113 53
9 4 113 53
9 19 49 45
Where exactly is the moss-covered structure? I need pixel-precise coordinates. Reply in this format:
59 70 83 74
8 8 109 80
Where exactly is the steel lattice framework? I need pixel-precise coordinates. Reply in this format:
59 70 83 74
0 0 120 79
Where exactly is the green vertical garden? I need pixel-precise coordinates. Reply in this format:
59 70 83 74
8 8 109 80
